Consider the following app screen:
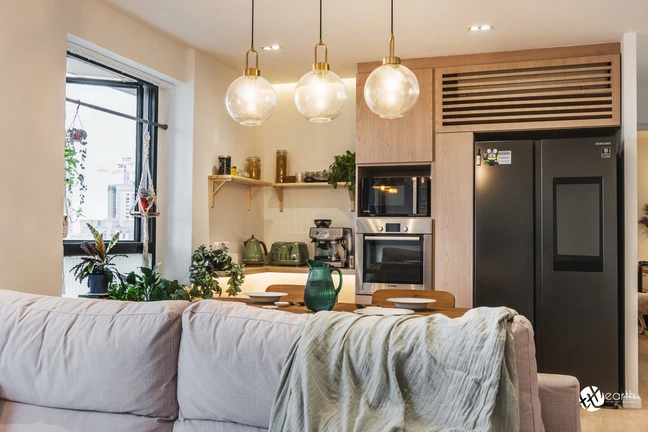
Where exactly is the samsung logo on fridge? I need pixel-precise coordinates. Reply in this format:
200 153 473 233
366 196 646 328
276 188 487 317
595 142 612 146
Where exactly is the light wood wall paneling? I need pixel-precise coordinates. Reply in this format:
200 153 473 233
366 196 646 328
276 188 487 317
433 132 474 308
355 68 434 164
434 55 620 133
357 42 620 74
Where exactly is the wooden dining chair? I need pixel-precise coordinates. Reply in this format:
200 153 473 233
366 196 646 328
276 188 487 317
265 284 305 304
371 289 456 309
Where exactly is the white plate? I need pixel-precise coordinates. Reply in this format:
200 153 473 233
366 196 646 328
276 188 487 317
274 301 290 307
386 298 437 311
245 292 288 304
353 307 415 316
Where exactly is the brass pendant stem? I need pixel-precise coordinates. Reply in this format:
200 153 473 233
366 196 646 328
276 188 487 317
244 47 261 76
382 32 401 65
313 40 330 72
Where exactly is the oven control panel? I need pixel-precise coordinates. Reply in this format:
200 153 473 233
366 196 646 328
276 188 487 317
356 217 433 235
377 223 409 232
384 223 409 232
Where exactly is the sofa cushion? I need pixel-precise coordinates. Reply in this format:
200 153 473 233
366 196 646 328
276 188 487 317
511 315 545 432
0 400 174 432
177 300 311 429
0 289 189 419
172 419 267 432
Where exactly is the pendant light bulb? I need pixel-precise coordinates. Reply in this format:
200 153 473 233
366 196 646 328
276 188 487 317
363 1 419 119
294 0 347 122
225 0 276 126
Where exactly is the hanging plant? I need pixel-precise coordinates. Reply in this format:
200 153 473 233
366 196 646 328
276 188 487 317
64 127 88 219
639 203 648 230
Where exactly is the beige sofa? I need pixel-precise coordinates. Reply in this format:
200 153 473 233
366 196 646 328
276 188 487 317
0 289 580 431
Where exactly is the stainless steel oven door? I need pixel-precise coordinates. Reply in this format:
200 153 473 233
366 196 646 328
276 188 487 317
355 233 433 296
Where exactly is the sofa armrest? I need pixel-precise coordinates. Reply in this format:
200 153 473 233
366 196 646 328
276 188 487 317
537 373 581 432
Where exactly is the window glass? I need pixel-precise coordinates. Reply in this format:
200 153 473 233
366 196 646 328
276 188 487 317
65 84 138 240
63 54 158 298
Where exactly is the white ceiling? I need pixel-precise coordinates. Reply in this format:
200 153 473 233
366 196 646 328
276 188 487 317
100 0 648 84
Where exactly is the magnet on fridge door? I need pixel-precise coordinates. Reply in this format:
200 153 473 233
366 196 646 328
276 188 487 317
484 148 499 166
498 150 512 165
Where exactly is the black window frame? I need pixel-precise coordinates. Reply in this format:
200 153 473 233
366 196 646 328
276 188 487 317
63 52 158 260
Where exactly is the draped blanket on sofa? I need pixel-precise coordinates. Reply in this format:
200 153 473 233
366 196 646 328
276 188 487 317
269 307 519 432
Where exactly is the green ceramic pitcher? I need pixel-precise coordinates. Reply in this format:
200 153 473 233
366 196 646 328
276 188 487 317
304 260 343 312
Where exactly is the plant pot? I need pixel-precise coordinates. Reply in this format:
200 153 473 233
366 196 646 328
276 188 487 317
139 197 150 213
88 274 109 294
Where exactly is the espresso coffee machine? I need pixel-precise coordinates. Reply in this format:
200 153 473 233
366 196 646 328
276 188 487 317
309 226 353 268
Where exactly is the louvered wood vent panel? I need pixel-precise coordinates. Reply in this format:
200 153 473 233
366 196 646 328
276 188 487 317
435 55 620 132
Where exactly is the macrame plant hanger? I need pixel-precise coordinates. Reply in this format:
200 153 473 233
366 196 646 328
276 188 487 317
130 128 159 268
64 103 88 238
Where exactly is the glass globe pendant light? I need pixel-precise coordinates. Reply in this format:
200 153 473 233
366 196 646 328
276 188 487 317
364 0 419 119
294 0 347 122
225 0 276 126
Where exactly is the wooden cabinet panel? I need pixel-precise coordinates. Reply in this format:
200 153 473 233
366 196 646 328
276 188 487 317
433 132 474 308
356 68 433 164
434 55 621 133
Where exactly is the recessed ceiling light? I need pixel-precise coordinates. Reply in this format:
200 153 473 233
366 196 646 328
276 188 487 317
261 45 283 51
468 25 493 31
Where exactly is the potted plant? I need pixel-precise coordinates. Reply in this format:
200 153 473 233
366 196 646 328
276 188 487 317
189 245 245 297
640 203 648 230
108 263 198 302
138 187 155 213
326 150 356 193
71 223 124 294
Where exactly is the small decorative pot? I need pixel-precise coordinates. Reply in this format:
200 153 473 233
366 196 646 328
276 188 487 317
88 274 109 294
139 198 150 213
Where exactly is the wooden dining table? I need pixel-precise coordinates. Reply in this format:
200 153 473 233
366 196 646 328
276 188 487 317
214 297 469 318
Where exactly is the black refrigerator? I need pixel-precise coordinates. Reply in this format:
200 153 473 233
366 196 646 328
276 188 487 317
474 136 621 396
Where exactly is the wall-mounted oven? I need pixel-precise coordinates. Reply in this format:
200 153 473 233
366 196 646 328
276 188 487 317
355 218 433 303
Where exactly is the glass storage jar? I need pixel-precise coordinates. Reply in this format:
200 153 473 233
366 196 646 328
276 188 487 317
246 156 261 180
276 150 288 183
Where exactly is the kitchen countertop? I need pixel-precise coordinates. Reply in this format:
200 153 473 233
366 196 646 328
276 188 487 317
241 265 355 276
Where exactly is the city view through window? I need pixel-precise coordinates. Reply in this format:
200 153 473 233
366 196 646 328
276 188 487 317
63 56 157 297
65 83 137 240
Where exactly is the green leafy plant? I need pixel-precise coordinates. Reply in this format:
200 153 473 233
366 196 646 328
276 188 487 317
108 264 194 302
326 150 356 193
64 128 88 219
70 223 125 285
189 245 245 297
640 203 648 230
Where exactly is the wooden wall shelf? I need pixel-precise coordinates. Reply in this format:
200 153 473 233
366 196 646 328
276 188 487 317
272 182 355 213
209 175 272 211
208 176 355 213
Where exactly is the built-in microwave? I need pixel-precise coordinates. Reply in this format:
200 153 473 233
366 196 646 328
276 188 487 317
359 176 430 217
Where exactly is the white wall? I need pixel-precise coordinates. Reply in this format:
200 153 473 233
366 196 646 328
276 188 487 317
205 79 358 296
622 32 640 407
196 51 266 263
0 0 262 292
261 80 357 259
0 0 70 296
638 131 648 261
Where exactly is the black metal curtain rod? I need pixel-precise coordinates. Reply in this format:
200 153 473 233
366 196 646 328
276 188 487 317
65 97 168 130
